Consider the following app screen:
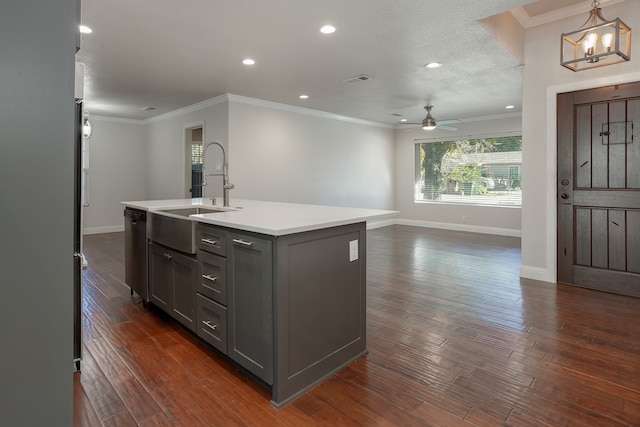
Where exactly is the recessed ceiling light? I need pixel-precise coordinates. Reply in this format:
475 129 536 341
320 25 336 34
299 94 309 99
400 119 408 122
79 25 92 34
425 62 443 69
505 105 515 109
242 58 255 65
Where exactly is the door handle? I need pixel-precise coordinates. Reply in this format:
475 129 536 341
560 193 569 199
232 238 253 247
203 320 217 331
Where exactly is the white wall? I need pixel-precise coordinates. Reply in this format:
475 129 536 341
84 94 395 231
146 97 229 200
394 115 523 236
83 116 147 234
228 96 396 209
521 0 640 282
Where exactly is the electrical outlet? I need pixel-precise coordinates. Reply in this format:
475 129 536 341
462 216 468 224
349 240 358 262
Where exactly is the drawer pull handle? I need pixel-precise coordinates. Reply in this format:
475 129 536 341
163 253 173 260
203 320 217 331
233 238 253 247
201 238 218 246
202 274 218 283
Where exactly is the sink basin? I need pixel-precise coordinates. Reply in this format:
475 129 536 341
149 207 223 254
149 205 238 254
158 207 226 217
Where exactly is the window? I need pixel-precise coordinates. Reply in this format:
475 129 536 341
191 142 203 198
415 135 522 206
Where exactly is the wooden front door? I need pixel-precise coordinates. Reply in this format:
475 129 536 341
557 82 640 298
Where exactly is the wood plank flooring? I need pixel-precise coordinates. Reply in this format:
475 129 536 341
75 226 640 426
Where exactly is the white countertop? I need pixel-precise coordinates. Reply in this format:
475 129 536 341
122 198 397 236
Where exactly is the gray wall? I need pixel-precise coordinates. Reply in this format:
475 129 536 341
83 116 147 234
0 0 77 425
147 98 230 200
229 97 395 210
521 0 640 282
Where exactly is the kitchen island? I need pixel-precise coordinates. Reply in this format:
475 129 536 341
121 198 396 407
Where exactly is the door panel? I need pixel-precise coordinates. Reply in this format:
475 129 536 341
630 99 640 188
557 81 640 297
629 210 640 273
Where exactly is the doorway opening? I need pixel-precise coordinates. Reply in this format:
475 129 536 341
185 126 203 198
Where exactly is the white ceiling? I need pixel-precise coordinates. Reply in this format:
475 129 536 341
77 0 593 125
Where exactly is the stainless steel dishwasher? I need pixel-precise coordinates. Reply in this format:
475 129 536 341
124 207 148 302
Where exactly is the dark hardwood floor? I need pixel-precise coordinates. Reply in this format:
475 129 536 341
75 226 640 426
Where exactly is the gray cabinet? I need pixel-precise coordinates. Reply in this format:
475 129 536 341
227 231 274 384
148 218 366 407
197 251 227 305
196 294 227 353
196 223 229 355
148 242 197 332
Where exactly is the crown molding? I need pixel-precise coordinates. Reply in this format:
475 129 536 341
145 94 230 123
225 94 394 129
144 93 393 129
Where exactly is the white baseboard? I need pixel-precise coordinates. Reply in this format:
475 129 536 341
394 218 521 238
520 265 555 283
83 225 124 235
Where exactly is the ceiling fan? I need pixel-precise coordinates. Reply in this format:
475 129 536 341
400 105 460 131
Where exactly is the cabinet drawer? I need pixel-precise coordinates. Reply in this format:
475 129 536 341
197 251 227 305
197 224 227 257
196 294 227 354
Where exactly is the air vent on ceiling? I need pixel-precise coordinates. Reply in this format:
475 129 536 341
343 74 372 84
141 106 157 111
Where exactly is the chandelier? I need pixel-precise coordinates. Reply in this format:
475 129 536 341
560 0 631 72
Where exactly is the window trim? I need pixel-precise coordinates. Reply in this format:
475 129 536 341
414 132 523 208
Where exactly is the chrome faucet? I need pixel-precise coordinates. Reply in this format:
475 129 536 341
202 141 234 207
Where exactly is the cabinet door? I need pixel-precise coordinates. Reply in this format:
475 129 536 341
171 251 198 332
227 232 274 384
148 242 172 312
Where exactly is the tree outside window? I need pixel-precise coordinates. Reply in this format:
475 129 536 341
415 135 522 206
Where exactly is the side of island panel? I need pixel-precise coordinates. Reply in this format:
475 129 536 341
272 222 367 406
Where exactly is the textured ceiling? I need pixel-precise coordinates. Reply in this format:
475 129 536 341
76 0 582 125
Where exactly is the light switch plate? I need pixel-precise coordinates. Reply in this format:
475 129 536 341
349 240 358 262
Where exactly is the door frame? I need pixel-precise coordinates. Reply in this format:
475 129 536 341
543 71 640 284
183 121 205 199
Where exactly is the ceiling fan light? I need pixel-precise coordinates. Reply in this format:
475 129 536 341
422 118 437 130
422 105 437 130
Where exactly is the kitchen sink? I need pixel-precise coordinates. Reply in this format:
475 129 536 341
158 207 226 217
148 206 227 254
